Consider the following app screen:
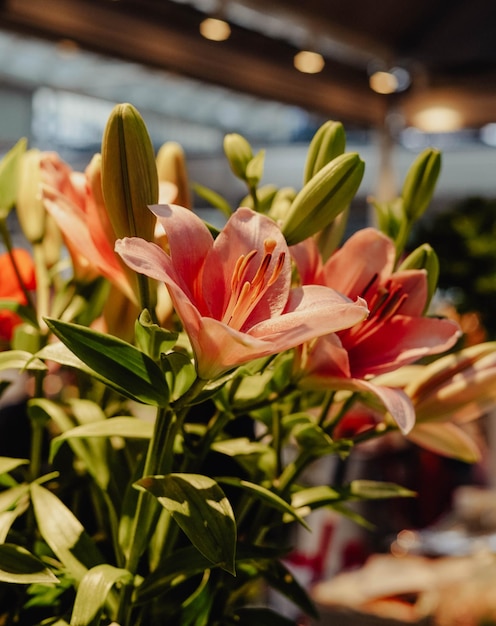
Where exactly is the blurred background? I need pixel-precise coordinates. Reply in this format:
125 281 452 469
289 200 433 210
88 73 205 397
0 0 495 218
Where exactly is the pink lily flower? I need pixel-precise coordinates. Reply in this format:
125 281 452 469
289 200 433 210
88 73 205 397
41 152 137 302
292 228 461 433
115 204 369 380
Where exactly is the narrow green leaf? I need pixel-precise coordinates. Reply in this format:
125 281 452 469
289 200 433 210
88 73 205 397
52 416 153 459
0 543 58 584
43 318 169 406
0 456 29 475
192 182 232 218
137 473 236 575
291 485 341 512
30 483 104 583
0 505 29 542
70 564 132 626
259 559 318 618
0 349 45 371
349 479 417 500
216 477 309 529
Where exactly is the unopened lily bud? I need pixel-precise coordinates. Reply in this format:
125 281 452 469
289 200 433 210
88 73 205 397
282 152 364 246
223 133 253 181
303 120 346 183
101 103 158 242
267 187 297 223
402 148 441 221
398 243 439 312
16 149 46 244
156 141 191 209
0 138 27 220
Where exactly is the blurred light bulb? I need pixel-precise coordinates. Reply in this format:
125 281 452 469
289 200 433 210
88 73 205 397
412 106 463 132
369 70 398 94
294 50 325 74
199 17 231 41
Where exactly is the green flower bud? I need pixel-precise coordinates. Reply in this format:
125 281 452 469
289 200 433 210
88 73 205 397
267 187 297 223
245 149 265 188
303 120 346 183
16 149 46 244
0 138 27 220
101 103 158 242
223 133 253 181
156 141 191 208
398 243 439 313
401 148 441 221
282 152 364 246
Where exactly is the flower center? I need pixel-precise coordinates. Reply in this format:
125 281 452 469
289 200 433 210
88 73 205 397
221 238 285 331
341 276 408 344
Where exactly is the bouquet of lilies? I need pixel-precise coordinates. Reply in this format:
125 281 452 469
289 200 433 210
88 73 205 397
0 103 495 626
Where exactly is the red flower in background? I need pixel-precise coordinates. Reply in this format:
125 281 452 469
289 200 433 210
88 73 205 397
0 249 36 342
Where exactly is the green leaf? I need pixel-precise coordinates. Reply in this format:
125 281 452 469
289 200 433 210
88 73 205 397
30 483 104 583
259 559 318 619
70 564 132 626
162 351 197 401
0 137 27 218
43 318 169 406
192 182 232 219
135 309 178 360
0 456 29 475
349 479 416 500
137 473 236 575
291 485 341 512
136 543 287 605
51 416 153 458
216 477 309 530
0 349 46 371
0 543 59 584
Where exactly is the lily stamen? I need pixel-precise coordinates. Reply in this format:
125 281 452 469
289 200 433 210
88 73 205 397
222 238 285 331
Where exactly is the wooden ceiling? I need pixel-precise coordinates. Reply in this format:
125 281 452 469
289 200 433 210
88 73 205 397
1 0 495 130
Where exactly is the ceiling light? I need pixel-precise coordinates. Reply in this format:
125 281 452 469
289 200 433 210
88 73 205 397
294 50 325 74
199 17 231 41
412 106 463 132
369 70 398 94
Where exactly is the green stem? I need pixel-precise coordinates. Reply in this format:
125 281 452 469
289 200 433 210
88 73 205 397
118 376 208 625
317 390 336 427
324 392 358 436
33 242 50 331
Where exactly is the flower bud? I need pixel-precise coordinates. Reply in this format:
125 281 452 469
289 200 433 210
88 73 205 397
16 149 46 244
398 243 439 312
401 148 441 221
303 120 346 183
223 133 253 181
156 141 191 209
0 138 27 220
281 152 364 246
101 103 158 242
267 187 297 223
